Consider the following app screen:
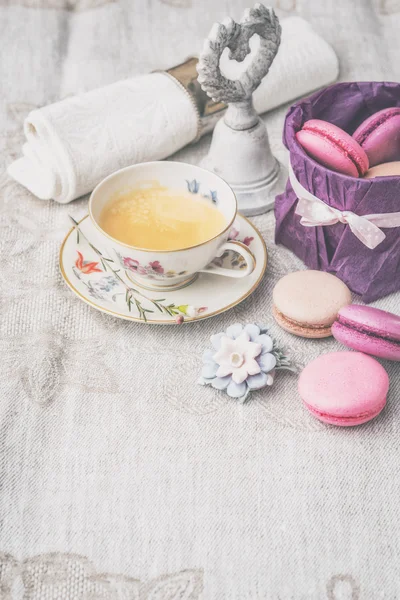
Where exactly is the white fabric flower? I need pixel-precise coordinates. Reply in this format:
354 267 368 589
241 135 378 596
201 324 283 403
213 331 262 384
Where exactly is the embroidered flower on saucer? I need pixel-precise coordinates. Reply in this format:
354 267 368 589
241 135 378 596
199 323 295 403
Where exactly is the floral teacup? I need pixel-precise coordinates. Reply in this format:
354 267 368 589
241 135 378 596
89 161 256 290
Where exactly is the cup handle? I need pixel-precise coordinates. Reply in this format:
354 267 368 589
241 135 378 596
199 240 256 278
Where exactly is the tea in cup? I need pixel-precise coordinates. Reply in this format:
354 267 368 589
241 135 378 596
89 161 256 290
98 183 227 251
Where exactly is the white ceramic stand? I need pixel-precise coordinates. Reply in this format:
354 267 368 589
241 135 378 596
197 4 286 215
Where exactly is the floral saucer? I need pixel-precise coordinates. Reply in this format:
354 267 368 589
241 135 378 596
59 214 267 324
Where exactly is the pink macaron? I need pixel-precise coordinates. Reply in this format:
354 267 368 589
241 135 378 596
296 119 369 177
352 107 400 167
298 351 389 426
332 305 400 361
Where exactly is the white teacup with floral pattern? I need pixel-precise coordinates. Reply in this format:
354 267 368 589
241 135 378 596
89 161 256 290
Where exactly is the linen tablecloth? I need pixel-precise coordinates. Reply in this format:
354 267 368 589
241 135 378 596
1 1 400 598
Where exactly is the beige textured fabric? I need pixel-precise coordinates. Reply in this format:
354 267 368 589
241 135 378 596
0 0 400 598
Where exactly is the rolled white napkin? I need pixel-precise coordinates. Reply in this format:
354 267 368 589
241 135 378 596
8 17 338 203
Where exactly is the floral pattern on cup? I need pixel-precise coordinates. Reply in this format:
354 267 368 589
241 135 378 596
117 254 188 280
211 223 254 270
75 251 102 274
83 276 119 300
186 179 218 203
174 304 208 323
70 228 206 323
229 226 254 247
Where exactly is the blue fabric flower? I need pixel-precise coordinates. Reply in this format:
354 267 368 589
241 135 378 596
199 323 278 403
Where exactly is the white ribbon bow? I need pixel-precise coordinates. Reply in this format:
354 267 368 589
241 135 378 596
289 162 400 250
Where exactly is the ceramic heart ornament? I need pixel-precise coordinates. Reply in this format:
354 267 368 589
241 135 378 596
199 323 296 403
196 4 285 215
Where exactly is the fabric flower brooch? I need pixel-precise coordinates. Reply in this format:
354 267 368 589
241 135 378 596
199 323 295 403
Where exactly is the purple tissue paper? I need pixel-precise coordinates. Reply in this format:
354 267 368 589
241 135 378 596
275 81 400 303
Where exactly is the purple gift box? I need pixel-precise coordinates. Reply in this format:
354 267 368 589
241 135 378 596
275 81 400 302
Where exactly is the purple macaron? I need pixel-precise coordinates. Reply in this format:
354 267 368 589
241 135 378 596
332 305 400 361
353 107 400 167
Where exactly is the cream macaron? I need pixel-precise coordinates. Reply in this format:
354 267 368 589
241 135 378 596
364 161 400 178
272 270 352 338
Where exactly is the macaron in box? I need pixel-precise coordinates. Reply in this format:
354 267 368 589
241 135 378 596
296 119 369 177
353 107 400 167
275 81 400 302
295 108 400 177
364 161 400 178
